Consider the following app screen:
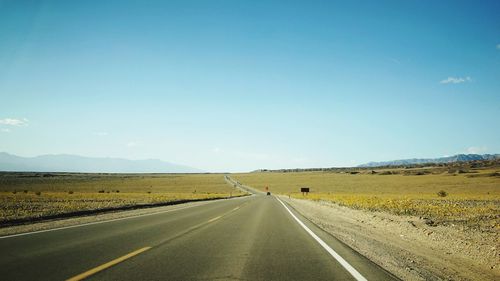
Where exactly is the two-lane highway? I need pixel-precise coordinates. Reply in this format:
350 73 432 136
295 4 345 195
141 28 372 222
0 192 398 280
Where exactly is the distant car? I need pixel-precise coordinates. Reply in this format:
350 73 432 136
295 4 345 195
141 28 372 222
266 192 271 195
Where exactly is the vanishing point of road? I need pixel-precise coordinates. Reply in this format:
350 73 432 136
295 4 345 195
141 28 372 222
0 180 398 281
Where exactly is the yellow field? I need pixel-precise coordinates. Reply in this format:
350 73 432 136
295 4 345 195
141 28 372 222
233 168 500 229
0 173 243 224
0 173 235 193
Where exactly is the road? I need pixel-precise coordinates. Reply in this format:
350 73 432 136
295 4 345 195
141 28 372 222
0 187 398 280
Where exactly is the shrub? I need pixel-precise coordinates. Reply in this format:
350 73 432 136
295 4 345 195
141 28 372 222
23 190 28 193
437 190 448 197
12 191 17 194
35 191 41 196
68 191 74 194
98 190 105 193
115 190 120 193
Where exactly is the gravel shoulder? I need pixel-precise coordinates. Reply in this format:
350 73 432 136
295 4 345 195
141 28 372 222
0 198 228 237
281 196 499 281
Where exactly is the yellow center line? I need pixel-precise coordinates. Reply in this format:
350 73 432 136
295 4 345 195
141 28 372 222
66 246 151 281
207 215 222 223
66 203 246 280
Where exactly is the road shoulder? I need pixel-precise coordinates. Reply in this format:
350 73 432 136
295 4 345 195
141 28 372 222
0 197 246 237
280 196 499 281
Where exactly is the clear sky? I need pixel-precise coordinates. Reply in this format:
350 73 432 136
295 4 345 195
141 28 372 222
0 0 499 172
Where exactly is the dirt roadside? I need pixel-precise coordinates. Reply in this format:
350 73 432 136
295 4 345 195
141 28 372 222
281 196 499 281
0 199 226 237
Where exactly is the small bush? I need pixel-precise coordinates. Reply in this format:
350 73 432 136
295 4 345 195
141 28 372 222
115 190 120 193
12 191 17 194
68 191 74 194
35 191 42 196
437 190 448 197
98 190 105 193
23 190 28 193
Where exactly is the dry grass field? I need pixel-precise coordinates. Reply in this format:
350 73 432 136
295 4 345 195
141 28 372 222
233 167 500 230
0 173 243 224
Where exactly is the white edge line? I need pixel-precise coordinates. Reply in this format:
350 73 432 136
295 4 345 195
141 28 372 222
0 205 195 239
0 195 249 239
276 197 368 281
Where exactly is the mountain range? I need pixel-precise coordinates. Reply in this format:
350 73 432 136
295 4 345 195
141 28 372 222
0 152 202 173
358 154 500 168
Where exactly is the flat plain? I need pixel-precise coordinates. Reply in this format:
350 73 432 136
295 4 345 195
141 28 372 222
233 165 500 230
0 173 243 225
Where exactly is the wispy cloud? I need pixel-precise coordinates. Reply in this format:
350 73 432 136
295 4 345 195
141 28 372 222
0 118 28 126
497 44 500 50
466 146 487 154
440 76 472 84
93 132 108 136
126 141 138 147
0 128 11 133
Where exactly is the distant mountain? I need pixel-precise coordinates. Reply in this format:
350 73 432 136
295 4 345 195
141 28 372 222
358 154 500 168
0 152 202 173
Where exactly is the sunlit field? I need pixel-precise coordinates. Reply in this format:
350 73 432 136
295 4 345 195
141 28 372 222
234 167 500 230
0 173 243 224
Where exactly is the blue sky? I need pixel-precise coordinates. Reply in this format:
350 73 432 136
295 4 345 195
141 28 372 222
0 0 499 172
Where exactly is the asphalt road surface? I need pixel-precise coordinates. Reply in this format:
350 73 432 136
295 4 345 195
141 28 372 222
0 192 399 280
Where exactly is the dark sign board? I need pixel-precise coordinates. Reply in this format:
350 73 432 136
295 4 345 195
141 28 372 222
300 187 310 193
